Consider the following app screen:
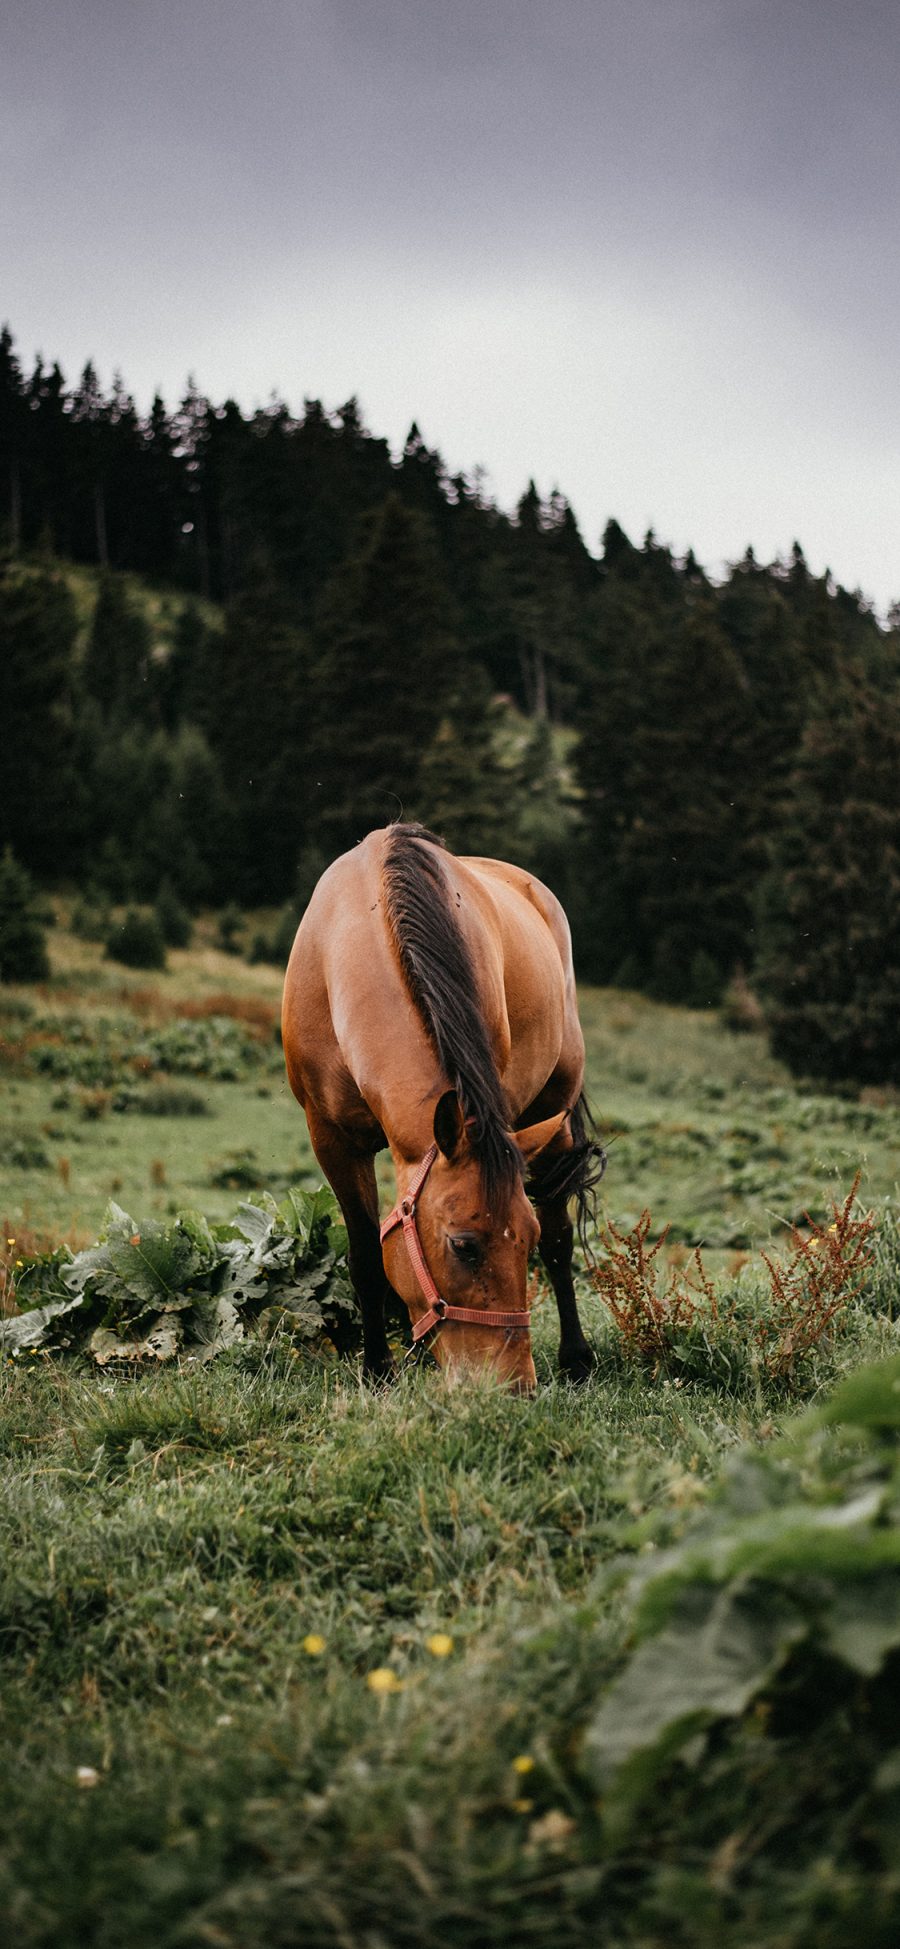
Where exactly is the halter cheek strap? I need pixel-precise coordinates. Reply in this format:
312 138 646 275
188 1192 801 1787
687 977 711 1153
379 1143 532 1345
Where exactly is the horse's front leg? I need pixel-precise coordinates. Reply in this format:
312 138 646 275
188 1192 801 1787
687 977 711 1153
532 1188 595 1383
304 1113 394 1380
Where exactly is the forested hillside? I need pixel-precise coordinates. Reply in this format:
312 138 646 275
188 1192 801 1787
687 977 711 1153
1 325 898 1080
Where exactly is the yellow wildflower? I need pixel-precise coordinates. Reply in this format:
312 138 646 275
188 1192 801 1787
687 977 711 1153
367 1667 402 1694
425 1632 453 1658
302 1634 326 1656
512 1754 535 1775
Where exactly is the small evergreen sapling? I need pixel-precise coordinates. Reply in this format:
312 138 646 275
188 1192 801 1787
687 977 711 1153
155 879 192 948
104 907 167 970
0 847 51 982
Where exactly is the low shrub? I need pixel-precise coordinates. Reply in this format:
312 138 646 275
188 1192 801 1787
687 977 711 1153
126 1083 209 1117
105 909 167 971
28 1009 267 1084
757 1170 875 1380
2 1133 51 1170
590 1177 878 1393
209 1147 265 1189
216 903 245 955
720 965 766 1034
589 1210 718 1374
70 884 111 941
686 947 724 1008
250 904 299 966
154 879 193 948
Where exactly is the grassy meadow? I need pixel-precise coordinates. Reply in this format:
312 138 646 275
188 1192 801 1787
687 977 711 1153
2 912 900 1947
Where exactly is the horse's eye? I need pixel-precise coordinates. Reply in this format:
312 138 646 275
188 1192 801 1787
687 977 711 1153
449 1233 484 1269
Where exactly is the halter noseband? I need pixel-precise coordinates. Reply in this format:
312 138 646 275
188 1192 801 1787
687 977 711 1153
379 1143 532 1347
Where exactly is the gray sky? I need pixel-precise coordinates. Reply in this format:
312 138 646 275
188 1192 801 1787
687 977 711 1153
5 0 899 607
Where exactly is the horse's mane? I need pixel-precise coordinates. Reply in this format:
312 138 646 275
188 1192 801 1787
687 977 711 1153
382 824 522 1210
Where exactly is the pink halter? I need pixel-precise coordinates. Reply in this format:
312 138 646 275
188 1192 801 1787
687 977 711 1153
379 1144 532 1345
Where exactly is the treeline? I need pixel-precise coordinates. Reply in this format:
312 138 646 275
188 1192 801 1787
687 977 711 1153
1 326 898 1082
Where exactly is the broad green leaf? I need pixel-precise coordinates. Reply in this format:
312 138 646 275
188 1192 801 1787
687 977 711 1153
103 1219 207 1309
187 1297 244 1361
823 1572 900 1674
584 1579 805 1791
230 1202 275 1247
0 1292 88 1351
90 1317 184 1364
808 1354 900 1435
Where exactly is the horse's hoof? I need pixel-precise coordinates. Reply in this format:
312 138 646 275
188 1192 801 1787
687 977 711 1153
363 1357 396 1386
559 1344 595 1384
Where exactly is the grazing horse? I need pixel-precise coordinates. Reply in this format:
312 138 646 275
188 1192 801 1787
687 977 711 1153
281 824 603 1389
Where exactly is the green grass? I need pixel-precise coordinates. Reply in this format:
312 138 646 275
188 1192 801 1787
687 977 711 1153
2 919 900 1944
3 1308 899 1947
580 986 900 1251
3 922 899 1255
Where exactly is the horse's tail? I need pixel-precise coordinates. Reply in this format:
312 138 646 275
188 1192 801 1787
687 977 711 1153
526 1092 606 1262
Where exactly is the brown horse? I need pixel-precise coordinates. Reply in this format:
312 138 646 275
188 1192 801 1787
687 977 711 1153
281 824 603 1389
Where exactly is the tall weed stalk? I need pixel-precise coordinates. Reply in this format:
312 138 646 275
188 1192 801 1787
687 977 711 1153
590 1176 877 1393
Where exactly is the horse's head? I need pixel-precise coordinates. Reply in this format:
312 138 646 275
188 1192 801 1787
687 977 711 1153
381 1091 567 1392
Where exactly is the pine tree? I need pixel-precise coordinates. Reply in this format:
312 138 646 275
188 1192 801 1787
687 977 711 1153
0 847 50 981
755 674 900 1082
576 594 754 995
139 393 181 580
0 561 83 874
416 684 520 859
310 495 463 854
208 575 313 898
71 360 112 566
0 326 24 550
25 358 71 554
82 573 152 722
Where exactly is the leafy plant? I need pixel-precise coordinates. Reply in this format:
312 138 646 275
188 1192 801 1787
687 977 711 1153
582 1352 900 1879
0 1189 359 1364
26 1009 268 1083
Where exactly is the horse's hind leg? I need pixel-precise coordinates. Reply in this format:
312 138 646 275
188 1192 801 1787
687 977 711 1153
304 1114 394 1380
533 1187 595 1382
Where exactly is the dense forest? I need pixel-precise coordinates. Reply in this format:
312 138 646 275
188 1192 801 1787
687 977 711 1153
1 325 898 1082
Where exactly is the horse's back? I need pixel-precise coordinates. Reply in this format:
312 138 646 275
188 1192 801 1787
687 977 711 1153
460 854 577 992
454 853 583 1116
282 832 443 1139
282 830 583 1135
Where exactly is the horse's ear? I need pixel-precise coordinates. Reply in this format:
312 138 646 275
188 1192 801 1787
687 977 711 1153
515 1108 568 1163
433 1090 466 1160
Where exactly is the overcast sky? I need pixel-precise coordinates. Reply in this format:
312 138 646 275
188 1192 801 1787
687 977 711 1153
4 0 899 608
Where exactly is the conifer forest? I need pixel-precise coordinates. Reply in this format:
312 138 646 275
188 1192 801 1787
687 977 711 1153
1 324 898 1084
